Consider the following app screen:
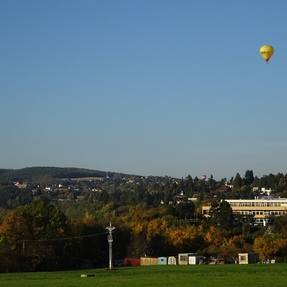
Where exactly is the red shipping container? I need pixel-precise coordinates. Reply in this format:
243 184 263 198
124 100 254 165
123 258 140 266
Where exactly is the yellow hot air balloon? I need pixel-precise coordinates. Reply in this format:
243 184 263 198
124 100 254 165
259 45 274 62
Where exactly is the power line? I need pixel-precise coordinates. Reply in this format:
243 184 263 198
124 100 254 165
18 231 108 243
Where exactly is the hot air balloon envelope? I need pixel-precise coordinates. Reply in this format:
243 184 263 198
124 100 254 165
259 45 274 62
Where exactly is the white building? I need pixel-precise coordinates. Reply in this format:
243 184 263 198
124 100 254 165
202 198 287 225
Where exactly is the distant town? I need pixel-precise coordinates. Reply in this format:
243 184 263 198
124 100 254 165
1 167 287 271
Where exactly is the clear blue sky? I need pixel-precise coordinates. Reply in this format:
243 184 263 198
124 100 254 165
1 0 287 179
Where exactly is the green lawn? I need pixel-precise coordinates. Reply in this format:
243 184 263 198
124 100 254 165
1 264 287 287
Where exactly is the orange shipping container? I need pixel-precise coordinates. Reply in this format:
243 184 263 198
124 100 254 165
140 257 158 266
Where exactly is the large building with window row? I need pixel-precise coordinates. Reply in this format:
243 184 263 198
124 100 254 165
202 198 287 225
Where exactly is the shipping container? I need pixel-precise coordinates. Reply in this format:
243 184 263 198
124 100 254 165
140 257 158 266
158 257 167 265
124 258 140 267
168 256 177 265
178 253 197 265
178 253 189 265
238 253 258 264
188 256 198 265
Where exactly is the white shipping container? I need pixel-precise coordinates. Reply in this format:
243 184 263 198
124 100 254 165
178 253 189 265
189 256 197 265
158 257 167 265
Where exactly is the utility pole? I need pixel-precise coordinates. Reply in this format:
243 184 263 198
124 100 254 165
106 222 115 271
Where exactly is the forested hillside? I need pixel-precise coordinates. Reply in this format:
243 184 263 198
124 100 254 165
1 168 287 272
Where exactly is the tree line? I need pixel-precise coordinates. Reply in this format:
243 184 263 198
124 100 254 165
1 170 287 271
1 198 287 272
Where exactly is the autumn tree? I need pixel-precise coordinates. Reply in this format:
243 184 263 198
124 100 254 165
253 234 287 261
168 226 204 253
203 225 225 256
0 200 70 271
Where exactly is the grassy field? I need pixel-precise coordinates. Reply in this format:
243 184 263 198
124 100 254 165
1 264 287 287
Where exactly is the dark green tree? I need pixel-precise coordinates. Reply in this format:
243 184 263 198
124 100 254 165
244 170 254 185
173 202 195 219
233 173 242 189
209 200 233 230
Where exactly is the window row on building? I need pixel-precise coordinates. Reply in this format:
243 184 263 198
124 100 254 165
227 201 287 207
201 198 287 221
235 210 287 216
